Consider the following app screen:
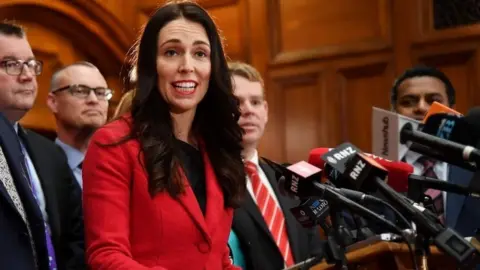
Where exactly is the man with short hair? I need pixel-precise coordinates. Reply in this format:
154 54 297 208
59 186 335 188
228 61 324 270
392 66 479 240
391 65 455 121
47 61 112 188
0 21 84 269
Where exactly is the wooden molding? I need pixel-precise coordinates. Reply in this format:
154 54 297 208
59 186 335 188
0 0 133 68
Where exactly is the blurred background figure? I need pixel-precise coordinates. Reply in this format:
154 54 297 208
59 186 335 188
47 61 112 189
0 21 84 270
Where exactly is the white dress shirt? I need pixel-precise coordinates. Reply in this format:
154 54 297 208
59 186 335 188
55 139 84 189
404 150 449 207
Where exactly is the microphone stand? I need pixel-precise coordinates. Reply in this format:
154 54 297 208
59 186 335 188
325 202 349 270
352 213 375 241
414 232 430 270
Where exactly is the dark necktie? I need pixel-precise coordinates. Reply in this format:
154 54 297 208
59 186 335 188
417 156 445 224
19 139 57 270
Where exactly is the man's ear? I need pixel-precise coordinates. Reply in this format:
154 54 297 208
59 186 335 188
46 93 58 113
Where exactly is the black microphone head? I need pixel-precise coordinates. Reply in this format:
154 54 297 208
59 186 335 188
290 198 329 228
342 152 388 193
278 176 296 199
465 107 480 147
422 113 476 147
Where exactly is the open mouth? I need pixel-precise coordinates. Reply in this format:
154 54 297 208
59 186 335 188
241 124 257 131
172 81 197 95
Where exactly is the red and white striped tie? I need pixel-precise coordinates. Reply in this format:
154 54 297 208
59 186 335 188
245 161 294 266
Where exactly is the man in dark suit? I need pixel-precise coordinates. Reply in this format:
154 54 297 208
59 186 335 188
391 66 480 238
228 62 324 270
0 21 84 269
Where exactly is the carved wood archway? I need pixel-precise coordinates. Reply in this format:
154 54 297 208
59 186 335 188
0 0 136 133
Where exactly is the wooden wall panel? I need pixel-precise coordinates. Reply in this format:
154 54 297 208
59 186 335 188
337 60 393 152
18 21 85 131
269 0 392 64
416 50 477 115
269 71 324 163
207 1 248 61
1 0 480 161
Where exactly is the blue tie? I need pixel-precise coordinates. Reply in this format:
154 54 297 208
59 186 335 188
19 140 57 270
228 230 247 269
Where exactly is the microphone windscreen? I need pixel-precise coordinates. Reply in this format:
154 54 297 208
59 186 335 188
423 101 462 123
307 148 332 169
308 148 414 192
373 157 414 193
465 107 480 147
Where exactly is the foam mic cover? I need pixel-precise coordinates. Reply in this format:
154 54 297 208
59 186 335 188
422 101 463 124
343 152 388 193
290 198 330 228
282 161 323 198
309 148 414 192
465 107 480 148
421 113 476 147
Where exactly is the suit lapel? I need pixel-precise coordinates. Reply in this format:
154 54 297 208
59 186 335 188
176 143 223 244
176 168 210 241
260 159 300 262
203 148 227 236
242 190 272 237
0 117 26 217
446 165 472 228
17 127 61 238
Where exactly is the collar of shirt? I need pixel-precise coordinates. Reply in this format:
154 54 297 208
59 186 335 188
245 150 281 207
247 149 260 167
55 138 84 170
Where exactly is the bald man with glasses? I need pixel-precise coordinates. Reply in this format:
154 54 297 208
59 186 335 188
47 61 112 189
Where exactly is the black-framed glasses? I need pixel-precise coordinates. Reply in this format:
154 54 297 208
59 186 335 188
52 84 114 101
0 59 43 76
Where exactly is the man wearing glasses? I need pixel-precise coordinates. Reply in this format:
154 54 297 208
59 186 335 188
47 61 112 189
0 22 84 269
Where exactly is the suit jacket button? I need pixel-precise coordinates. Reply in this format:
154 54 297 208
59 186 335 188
197 242 210 253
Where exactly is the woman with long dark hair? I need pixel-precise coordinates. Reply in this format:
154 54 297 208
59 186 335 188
82 2 246 269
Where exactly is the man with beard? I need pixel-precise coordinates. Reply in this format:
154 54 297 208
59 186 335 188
47 61 112 189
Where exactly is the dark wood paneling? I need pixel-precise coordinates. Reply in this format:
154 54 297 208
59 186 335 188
2 0 480 162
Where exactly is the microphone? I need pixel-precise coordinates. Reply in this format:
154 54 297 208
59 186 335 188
400 122 480 168
277 160 403 235
407 174 480 201
421 113 475 146
290 198 351 268
290 198 330 228
340 150 478 265
309 147 414 193
422 101 463 124
464 107 480 148
371 107 422 162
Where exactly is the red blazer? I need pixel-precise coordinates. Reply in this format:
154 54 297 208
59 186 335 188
83 117 239 270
